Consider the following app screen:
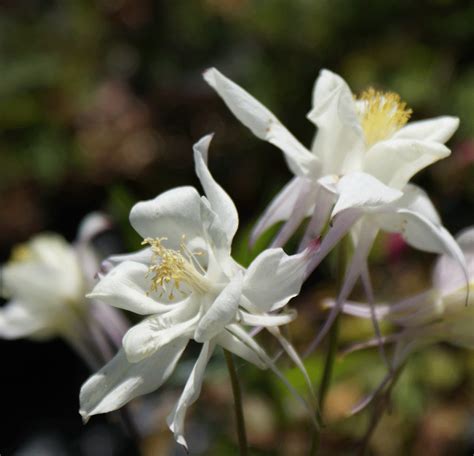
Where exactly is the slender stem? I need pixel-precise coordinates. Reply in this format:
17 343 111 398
318 316 340 408
310 243 347 456
358 364 406 456
224 349 248 456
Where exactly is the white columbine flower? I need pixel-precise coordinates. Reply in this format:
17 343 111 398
204 68 467 349
0 214 128 368
79 135 317 449
335 226 474 365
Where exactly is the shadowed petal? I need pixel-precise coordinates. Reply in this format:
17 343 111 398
194 274 243 342
79 340 188 420
167 341 215 449
88 261 178 314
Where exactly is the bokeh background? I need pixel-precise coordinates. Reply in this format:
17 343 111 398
1 1 474 455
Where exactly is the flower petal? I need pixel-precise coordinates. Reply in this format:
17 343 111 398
215 329 266 368
129 186 206 251
305 222 378 355
320 172 403 218
250 176 314 247
167 341 215 449
242 248 310 313
204 68 319 177
123 313 198 363
364 139 450 190
375 208 469 300
393 116 459 144
193 134 239 243
238 309 296 327
88 261 177 314
194 274 243 342
433 227 474 295
79 340 188 420
269 180 317 248
0 300 54 339
299 185 336 251
308 69 365 174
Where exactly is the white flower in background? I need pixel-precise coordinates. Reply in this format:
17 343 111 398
204 68 467 349
79 135 318 449
333 226 474 365
0 214 128 368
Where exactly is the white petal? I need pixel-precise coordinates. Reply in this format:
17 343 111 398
104 248 153 270
76 212 111 244
0 300 54 339
393 116 459 143
376 208 461 255
123 313 198 363
238 309 297 327
395 184 441 224
215 329 266 368
364 139 450 190
79 340 188 420
305 222 378 355
130 186 206 251
269 181 318 248
375 208 469 300
299 186 336 251
204 68 319 177
88 261 177 314
322 172 403 217
167 341 215 449
193 134 239 242
250 176 315 247
308 69 365 174
194 275 243 342
242 248 310 313
2 235 83 306
304 208 364 278
433 227 474 295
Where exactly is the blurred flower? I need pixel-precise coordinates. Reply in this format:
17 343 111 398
333 226 474 365
205 68 467 351
0 213 128 369
80 135 317 449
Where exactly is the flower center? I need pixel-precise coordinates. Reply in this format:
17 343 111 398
9 244 32 263
357 88 412 147
142 237 210 300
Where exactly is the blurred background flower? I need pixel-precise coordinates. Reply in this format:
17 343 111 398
0 1 473 455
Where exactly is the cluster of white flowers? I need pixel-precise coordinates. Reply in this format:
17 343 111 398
1 68 471 450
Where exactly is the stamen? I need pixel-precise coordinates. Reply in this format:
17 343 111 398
142 237 210 300
10 244 32 263
357 88 412 147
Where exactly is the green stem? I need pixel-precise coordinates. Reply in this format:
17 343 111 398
224 349 248 456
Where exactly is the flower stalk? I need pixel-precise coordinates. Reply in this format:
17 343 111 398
224 349 248 456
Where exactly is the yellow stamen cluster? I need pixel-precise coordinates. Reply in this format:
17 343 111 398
357 88 412 147
10 244 32 263
142 237 209 300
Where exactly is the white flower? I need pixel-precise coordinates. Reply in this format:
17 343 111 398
204 68 467 348
0 214 128 368
79 135 317 449
1 234 85 340
334 226 474 365
204 68 459 252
